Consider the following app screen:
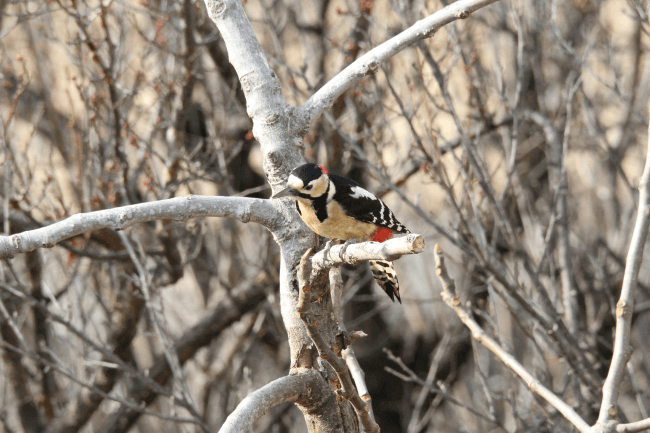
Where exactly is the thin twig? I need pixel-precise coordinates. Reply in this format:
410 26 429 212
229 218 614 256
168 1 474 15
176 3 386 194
0 282 171 397
407 333 452 433
383 348 498 425
434 244 591 433
118 231 208 433
618 417 650 433
557 76 583 335
0 340 204 427
331 267 377 423
597 107 650 425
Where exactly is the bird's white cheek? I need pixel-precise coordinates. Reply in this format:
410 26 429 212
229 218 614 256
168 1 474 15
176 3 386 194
309 176 329 197
287 174 304 190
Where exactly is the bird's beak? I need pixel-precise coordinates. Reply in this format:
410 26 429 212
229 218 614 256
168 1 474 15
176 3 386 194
272 187 297 199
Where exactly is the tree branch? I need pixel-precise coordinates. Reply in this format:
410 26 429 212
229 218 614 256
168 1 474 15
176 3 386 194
0 196 280 259
434 244 591 433
329 267 376 421
43 284 144 433
218 374 316 433
296 0 500 133
0 340 206 428
296 249 378 433
203 0 306 190
310 234 426 270
597 108 650 424
96 281 267 433
0 283 170 398
618 417 650 433
330 267 377 423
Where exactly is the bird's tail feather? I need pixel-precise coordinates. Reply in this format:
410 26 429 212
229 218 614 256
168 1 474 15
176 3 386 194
369 260 401 304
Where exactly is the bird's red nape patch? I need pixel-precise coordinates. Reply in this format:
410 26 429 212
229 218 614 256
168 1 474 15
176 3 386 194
370 227 393 243
318 164 328 175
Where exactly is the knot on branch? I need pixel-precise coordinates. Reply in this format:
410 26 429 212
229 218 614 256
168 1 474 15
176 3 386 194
241 204 252 223
265 149 282 167
422 29 437 38
615 300 631 317
364 60 379 75
206 0 226 19
262 112 280 125
336 330 367 351
114 211 130 230
240 72 255 93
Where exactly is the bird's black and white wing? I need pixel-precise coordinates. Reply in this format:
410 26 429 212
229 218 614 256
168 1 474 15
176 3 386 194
329 174 410 234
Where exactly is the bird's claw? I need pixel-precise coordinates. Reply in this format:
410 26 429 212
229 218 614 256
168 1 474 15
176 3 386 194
339 238 359 263
322 239 337 260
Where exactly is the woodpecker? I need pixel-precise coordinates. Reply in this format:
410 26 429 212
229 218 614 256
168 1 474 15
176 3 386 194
272 163 410 303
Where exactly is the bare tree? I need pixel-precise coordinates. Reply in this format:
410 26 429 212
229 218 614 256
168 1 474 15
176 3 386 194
2 0 650 432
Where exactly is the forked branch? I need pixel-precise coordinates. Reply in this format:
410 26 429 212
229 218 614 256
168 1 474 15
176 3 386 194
297 0 501 132
297 249 379 433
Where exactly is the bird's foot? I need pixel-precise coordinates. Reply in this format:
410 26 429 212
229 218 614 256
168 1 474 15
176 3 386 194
322 239 339 260
339 238 359 263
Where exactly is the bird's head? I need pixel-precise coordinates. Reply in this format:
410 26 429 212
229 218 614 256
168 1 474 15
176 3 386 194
272 163 330 200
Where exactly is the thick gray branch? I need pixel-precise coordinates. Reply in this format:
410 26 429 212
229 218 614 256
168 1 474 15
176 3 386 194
203 0 305 190
0 196 281 259
218 374 315 433
295 0 500 132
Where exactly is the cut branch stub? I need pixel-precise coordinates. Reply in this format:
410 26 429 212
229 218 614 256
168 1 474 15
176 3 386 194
310 234 426 271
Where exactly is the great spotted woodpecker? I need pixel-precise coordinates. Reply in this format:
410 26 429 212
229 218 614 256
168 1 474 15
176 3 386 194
272 163 410 303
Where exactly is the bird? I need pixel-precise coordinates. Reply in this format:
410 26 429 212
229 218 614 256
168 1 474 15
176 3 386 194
272 163 410 303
